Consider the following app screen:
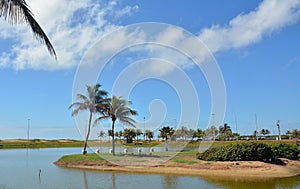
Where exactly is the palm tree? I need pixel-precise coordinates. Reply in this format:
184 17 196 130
136 129 142 142
292 129 299 139
123 128 136 143
0 0 56 58
69 84 108 154
260 129 270 138
108 129 113 142
286 130 292 140
95 96 137 156
145 129 154 142
159 126 175 151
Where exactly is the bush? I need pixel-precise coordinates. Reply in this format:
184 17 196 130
271 142 299 160
197 141 299 162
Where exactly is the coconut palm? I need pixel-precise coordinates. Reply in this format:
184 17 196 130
292 129 299 139
95 96 137 156
145 129 154 142
0 0 56 58
159 126 175 151
68 84 108 154
260 129 270 137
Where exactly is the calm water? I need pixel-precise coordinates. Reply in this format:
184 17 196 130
0 148 299 189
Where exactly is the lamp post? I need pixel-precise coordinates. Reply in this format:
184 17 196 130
27 119 30 142
143 117 146 141
211 113 215 141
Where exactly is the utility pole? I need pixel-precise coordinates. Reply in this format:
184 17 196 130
174 119 177 130
143 117 146 141
211 113 215 141
27 119 30 142
255 114 258 141
277 120 281 141
235 114 238 141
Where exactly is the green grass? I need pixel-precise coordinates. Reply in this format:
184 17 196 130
57 153 105 163
171 158 198 164
0 139 83 149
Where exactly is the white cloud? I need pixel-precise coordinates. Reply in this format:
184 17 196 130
0 0 139 70
199 0 300 53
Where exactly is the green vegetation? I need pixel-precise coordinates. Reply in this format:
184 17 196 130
271 142 299 160
57 153 105 163
0 139 83 149
197 141 300 162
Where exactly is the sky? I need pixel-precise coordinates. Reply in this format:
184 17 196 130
0 0 300 139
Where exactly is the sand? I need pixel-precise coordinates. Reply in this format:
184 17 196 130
54 158 300 179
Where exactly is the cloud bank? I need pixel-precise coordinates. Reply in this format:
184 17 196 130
199 0 300 53
0 0 300 71
0 0 138 70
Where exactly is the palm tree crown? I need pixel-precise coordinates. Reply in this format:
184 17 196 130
95 96 137 155
0 0 56 58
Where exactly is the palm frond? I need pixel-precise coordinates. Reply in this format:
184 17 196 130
0 0 56 58
94 115 110 125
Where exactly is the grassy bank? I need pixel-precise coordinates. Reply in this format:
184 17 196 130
0 139 83 149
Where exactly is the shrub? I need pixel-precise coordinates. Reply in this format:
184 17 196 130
271 142 299 160
197 141 298 162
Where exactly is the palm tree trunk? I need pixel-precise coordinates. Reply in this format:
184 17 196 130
83 112 92 155
112 120 115 156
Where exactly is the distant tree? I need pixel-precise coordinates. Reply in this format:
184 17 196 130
0 0 56 58
253 130 258 140
123 128 136 143
145 130 154 142
260 129 270 137
119 130 124 140
108 129 113 142
159 126 175 151
195 128 205 139
136 129 143 141
292 129 299 139
286 130 292 140
205 126 218 140
188 129 196 140
219 123 232 140
98 130 106 140
69 84 108 154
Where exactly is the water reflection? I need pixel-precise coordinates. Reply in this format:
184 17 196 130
83 171 89 189
0 148 299 189
111 173 116 189
162 175 178 189
204 175 300 189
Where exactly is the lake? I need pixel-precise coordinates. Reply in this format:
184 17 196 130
0 148 299 189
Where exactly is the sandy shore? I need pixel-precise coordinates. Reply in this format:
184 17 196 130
55 158 300 179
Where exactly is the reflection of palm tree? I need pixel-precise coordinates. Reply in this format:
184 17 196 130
95 96 137 156
162 175 178 189
69 84 108 154
83 171 89 189
111 173 116 189
0 0 56 58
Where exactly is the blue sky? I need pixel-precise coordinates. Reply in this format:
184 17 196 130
0 0 300 139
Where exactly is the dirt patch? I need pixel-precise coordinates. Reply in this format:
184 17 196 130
55 157 300 179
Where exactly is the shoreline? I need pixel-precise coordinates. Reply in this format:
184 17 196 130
55 158 300 179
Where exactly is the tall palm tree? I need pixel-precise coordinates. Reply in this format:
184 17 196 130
0 0 56 58
159 126 175 151
95 96 137 156
69 84 108 154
